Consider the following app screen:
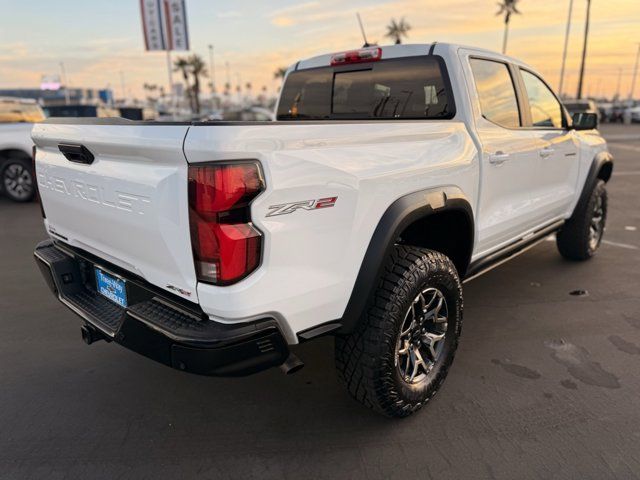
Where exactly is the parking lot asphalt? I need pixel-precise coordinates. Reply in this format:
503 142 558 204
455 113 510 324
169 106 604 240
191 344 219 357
1 124 639 480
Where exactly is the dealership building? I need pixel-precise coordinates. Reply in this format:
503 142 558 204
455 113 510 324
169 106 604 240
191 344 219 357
0 87 113 106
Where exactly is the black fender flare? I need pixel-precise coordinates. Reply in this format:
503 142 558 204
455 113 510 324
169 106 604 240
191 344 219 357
571 150 613 218
338 186 474 334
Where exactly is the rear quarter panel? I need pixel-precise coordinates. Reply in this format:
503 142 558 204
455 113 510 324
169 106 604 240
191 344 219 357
185 121 479 339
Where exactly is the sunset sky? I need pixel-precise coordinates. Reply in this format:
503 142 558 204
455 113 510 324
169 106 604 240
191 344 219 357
1 0 638 100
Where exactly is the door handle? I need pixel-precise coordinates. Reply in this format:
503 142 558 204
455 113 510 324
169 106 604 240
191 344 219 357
539 147 555 158
489 151 510 165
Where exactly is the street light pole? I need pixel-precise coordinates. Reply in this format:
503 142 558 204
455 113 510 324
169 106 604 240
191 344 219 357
119 70 126 103
59 62 70 105
629 43 640 101
208 44 216 94
576 0 591 100
558 0 574 97
166 49 174 111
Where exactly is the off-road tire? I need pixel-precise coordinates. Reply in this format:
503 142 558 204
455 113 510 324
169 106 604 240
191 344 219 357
557 180 607 261
335 246 463 418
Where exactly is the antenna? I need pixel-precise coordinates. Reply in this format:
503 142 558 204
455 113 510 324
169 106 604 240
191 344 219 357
356 13 370 47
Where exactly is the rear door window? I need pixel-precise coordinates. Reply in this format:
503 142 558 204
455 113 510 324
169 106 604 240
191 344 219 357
277 56 454 120
520 69 564 128
469 58 521 128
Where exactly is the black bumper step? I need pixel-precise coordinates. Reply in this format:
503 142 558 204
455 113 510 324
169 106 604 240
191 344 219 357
34 240 289 376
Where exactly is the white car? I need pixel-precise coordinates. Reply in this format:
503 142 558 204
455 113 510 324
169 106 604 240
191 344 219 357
31 43 612 417
628 106 640 123
0 97 45 202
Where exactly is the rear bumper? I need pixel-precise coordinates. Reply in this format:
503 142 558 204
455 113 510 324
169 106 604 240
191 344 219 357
34 240 289 376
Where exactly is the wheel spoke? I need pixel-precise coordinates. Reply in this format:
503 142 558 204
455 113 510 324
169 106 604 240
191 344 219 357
409 348 428 381
422 332 446 361
397 339 410 356
422 290 437 313
400 319 415 337
403 348 412 379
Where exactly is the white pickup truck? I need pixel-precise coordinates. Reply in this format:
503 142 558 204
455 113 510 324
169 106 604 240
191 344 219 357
1 97 45 202
32 43 612 417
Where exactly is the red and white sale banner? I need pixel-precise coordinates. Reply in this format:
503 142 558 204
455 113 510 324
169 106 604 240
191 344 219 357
140 0 190 51
162 0 190 51
140 0 167 51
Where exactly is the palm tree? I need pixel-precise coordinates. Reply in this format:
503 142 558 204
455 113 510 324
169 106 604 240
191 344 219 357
188 54 208 114
274 67 288 81
143 83 159 104
173 57 193 111
385 18 411 45
496 0 521 54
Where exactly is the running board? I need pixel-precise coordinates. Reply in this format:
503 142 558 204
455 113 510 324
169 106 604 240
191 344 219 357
464 220 564 283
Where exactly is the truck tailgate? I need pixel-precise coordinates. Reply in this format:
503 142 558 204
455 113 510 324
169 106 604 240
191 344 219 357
31 123 197 302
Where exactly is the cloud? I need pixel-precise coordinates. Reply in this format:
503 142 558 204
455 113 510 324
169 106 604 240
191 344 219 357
268 1 321 27
0 42 30 62
272 16 295 27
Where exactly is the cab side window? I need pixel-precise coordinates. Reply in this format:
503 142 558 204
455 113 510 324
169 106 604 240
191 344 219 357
470 58 521 128
520 70 563 128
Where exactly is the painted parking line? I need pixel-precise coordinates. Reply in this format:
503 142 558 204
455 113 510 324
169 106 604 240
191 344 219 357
604 134 640 141
602 239 639 250
547 233 637 250
607 143 640 153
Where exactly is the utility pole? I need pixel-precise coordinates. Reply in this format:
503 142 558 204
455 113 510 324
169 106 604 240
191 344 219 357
576 0 591 99
615 67 622 100
629 43 640 101
59 62 70 105
119 71 126 103
208 44 216 94
166 49 174 111
558 0 574 97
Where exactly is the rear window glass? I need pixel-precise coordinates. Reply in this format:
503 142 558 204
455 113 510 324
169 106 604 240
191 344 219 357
277 56 454 120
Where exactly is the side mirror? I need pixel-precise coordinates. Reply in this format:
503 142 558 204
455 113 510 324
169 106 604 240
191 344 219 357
571 112 598 130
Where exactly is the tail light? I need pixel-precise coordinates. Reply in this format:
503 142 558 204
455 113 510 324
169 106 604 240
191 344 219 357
32 146 46 218
188 161 264 285
330 47 382 66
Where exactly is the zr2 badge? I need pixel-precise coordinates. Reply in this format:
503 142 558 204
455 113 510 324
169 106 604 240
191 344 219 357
266 197 337 217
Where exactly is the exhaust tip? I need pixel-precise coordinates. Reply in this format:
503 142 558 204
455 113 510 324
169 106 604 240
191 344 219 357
279 353 304 375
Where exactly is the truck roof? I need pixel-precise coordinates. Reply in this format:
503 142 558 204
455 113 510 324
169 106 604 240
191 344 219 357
0 96 38 104
293 42 533 72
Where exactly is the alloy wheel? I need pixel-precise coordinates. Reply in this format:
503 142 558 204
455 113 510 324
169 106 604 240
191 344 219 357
395 287 448 385
589 192 605 251
3 162 33 201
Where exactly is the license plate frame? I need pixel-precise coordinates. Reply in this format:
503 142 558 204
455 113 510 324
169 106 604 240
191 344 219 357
95 267 128 308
